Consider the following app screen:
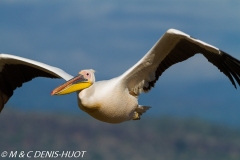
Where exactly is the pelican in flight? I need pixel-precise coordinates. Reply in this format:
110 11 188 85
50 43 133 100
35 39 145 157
1 29 240 123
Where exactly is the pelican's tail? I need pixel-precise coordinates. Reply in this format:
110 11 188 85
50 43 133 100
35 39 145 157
132 105 151 120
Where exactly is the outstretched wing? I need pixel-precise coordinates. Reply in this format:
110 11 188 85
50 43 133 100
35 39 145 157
120 29 240 95
0 53 73 112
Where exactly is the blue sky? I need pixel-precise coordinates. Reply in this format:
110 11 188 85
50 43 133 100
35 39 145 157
1 0 240 126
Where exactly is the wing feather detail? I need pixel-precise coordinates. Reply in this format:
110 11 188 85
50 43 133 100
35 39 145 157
0 53 73 112
120 29 240 95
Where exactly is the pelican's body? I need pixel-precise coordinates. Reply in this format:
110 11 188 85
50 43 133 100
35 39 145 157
78 78 144 123
1 29 240 123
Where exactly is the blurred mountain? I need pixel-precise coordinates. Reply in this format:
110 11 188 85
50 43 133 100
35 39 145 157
1 110 240 160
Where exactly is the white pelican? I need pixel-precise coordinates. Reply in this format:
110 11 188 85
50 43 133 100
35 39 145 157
1 29 240 123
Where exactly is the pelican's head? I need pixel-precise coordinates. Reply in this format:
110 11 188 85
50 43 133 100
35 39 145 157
51 69 95 95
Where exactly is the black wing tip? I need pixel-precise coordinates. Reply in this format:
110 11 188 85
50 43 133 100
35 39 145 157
219 50 240 89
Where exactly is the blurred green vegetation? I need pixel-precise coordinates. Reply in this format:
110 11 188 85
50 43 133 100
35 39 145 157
1 110 240 160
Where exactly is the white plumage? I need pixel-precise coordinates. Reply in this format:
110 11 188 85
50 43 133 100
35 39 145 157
1 29 240 123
